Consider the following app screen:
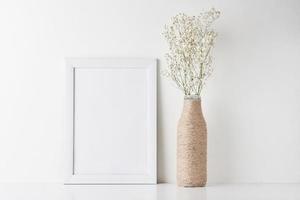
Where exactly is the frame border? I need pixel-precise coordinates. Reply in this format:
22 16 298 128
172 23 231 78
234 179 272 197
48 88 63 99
65 58 157 184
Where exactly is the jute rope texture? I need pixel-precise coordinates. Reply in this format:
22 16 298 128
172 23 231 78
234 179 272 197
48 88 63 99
177 98 207 187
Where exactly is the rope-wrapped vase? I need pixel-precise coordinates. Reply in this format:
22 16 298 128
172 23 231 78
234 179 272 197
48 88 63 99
177 97 207 187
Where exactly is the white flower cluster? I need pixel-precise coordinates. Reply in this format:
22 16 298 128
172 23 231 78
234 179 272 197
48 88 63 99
163 8 220 97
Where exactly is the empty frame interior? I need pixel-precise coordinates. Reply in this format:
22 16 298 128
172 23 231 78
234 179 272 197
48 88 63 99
65 58 156 184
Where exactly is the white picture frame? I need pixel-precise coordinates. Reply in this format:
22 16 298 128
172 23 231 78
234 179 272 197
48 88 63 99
65 58 157 184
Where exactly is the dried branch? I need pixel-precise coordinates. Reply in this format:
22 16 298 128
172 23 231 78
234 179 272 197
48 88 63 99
162 8 220 97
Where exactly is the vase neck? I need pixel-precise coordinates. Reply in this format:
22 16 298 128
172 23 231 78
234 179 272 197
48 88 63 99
184 95 201 100
183 98 202 113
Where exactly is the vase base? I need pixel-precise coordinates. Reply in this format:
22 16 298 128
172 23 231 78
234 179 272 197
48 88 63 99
177 182 206 187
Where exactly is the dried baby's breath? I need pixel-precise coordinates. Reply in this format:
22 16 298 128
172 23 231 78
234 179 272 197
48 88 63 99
163 8 220 97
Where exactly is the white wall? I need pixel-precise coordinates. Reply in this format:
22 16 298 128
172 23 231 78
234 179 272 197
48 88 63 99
0 0 299 183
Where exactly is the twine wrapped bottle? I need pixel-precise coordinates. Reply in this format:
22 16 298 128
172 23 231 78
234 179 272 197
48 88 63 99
177 97 207 187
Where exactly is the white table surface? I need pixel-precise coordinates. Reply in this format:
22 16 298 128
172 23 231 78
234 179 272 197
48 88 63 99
0 183 299 200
